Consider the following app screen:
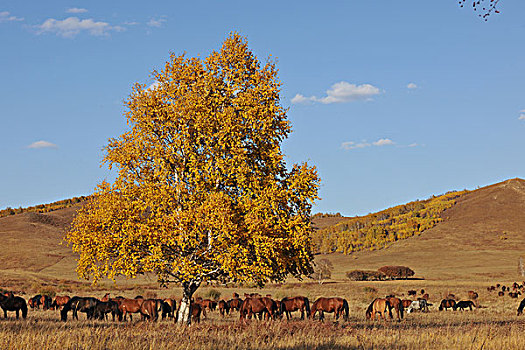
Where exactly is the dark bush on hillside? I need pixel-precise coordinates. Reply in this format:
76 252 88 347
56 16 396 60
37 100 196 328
378 265 415 279
346 270 386 281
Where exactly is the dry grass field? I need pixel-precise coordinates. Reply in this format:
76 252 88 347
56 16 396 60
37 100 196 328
0 178 524 348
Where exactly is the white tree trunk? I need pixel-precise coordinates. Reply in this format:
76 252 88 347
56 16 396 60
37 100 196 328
176 280 200 325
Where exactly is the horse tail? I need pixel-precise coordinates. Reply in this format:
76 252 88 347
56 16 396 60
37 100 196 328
365 299 375 320
399 300 404 319
304 298 311 318
279 299 286 316
21 301 28 319
342 299 349 321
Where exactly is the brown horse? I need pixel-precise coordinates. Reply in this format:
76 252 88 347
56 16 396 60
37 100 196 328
517 298 525 316
190 302 203 323
280 296 311 320
453 300 475 311
228 298 243 312
93 300 121 321
240 296 277 320
118 298 144 321
0 293 27 319
401 299 413 309
366 298 390 321
51 295 71 310
386 296 404 321
161 298 176 320
28 294 42 309
100 293 110 302
439 299 456 311
218 300 230 317
200 299 217 312
140 299 160 321
310 297 349 321
40 295 53 310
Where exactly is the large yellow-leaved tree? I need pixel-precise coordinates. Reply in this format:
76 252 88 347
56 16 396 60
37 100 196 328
67 33 320 324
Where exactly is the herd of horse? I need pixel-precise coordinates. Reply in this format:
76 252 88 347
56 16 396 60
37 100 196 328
2 284 525 323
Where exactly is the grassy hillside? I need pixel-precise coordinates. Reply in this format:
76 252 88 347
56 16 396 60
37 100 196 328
0 178 524 293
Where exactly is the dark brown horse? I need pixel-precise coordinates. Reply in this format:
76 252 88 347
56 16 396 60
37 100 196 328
366 298 390 321
280 296 310 320
386 296 404 321
310 297 349 321
439 299 456 311
190 302 203 323
453 300 475 311
51 295 71 310
61 297 99 321
93 300 121 321
161 298 176 320
28 294 42 309
517 298 525 316
0 293 27 319
218 300 230 317
240 296 277 320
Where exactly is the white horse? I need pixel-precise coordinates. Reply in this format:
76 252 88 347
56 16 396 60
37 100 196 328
406 299 431 313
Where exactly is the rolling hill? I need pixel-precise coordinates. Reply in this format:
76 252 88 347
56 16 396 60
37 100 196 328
0 178 523 290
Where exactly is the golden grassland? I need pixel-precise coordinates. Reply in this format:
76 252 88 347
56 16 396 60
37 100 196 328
2 279 525 349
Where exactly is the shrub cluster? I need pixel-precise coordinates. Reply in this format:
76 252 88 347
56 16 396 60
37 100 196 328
378 265 415 279
346 270 386 281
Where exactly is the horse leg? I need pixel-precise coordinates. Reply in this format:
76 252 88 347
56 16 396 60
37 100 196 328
319 311 324 321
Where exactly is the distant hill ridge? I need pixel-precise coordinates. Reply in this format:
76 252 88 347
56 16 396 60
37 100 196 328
312 178 525 256
0 196 91 218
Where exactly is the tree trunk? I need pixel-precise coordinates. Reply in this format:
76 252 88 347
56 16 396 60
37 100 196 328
176 280 200 325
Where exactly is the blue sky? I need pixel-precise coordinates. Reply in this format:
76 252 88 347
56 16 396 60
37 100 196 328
1 1 524 216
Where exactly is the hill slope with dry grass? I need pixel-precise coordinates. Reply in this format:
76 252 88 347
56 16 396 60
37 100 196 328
321 178 525 281
0 178 524 290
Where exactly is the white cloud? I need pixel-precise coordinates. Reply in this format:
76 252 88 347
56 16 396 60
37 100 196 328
37 17 124 38
0 11 23 22
292 81 381 104
147 17 166 27
519 114 525 120
66 8 88 14
27 140 58 149
373 138 394 146
407 82 418 89
341 141 371 150
407 143 420 147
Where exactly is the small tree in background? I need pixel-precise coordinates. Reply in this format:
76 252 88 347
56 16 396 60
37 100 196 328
311 258 334 285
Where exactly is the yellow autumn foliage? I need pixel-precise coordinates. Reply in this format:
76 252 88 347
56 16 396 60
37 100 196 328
311 190 469 254
66 33 320 292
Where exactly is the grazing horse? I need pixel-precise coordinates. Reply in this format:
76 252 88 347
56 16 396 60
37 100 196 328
218 300 230 317
407 290 417 296
228 298 243 313
28 294 42 309
453 300 475 311
310 297 349 321
401 299 413 309
517 298 525 316
240 296 277 320
386 296 404 321
51 295 71 310
161 298 176 320
406 299 431 313
93 300 121 321
61 297 99 321
140 299 160 321
280 296 311 320
200 299 217 312
439 299 456 311
190 302 203 323
118 298 144 322
0 293 27 319
40 295 53 310
366 298 390 321
468 291 478 300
